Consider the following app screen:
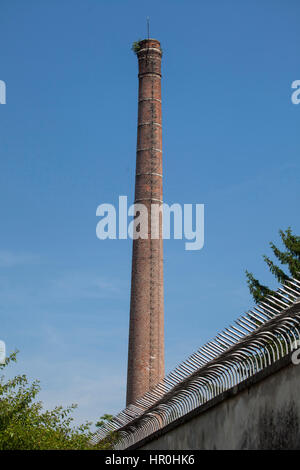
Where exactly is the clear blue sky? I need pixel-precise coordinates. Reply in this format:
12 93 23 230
1 0 299 426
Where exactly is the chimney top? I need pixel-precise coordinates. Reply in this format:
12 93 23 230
139 38 160 47
136 39 162 55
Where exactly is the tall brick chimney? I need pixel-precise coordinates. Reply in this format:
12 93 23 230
126 38 164 406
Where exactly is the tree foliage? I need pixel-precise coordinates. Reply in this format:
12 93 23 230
0 352 117 450
246 228 300 304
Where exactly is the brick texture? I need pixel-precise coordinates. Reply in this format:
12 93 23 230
126 39 164 406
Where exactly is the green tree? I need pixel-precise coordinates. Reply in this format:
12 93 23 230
94 414 119 450
246 228 300 304
0 352 116 450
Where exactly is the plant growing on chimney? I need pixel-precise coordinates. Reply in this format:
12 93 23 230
131 40 142 54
